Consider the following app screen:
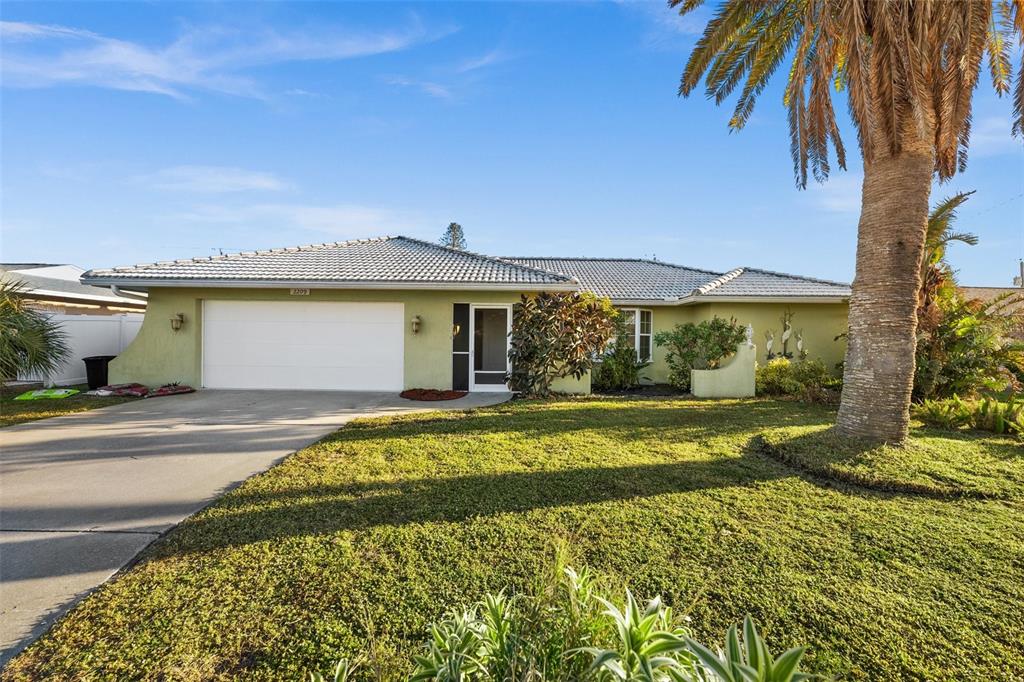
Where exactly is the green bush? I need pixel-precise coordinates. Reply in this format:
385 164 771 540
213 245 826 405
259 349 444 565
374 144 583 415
915 291 1024 400
507 292 617 397
592 315 650 392
654 317 746 391
756 358 839 403
914 394 1023 439
316 562 813 682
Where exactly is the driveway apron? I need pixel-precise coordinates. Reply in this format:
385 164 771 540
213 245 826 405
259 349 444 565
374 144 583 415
0 389 509 665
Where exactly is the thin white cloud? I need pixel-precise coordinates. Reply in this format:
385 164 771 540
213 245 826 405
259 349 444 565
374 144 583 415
968 116 1024 158
386 76 453 99
141 165 290 193
807 174 863 214
617 1 708 49
173 202 431 236
455 47 509 73
0 18 454 99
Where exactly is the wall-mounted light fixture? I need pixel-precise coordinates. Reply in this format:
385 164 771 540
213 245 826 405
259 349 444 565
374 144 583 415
170 313 185 332
452 323 461 338
411 315 422 334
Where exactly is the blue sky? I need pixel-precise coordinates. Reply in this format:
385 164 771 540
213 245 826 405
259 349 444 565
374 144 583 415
2 2 1022 286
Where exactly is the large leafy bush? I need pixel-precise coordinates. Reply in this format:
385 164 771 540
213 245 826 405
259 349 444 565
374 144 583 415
592 314 650 392
914 291 1023 400
653 317 746 391
316 561 813 682
0 279 69 380
756 358 840 404
507 292 617 397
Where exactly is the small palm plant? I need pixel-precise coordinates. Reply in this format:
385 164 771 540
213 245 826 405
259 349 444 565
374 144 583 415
0 278 69 381
686 617 810 682
410 609 489 681
583 591 695 681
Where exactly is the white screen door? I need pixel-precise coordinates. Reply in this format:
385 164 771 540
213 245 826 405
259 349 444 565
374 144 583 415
469 304 511 391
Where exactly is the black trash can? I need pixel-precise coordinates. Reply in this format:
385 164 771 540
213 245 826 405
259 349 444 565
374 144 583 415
82 355 117 390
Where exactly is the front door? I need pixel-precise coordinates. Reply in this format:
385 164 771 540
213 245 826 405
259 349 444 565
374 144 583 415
469 304 511 391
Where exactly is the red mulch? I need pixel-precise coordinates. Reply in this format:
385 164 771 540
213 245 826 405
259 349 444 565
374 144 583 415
400 388 469 401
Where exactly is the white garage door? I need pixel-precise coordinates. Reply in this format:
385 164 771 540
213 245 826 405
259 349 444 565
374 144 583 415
202 300 404 391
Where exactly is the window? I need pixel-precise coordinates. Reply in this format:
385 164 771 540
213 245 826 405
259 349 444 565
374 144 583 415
618 308 653 362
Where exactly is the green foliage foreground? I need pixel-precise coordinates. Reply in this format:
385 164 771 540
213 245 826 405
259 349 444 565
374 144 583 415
399 562 809 682
6 398 1023 680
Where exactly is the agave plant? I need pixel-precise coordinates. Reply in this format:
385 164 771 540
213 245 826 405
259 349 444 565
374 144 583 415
410 609 488 682
583 590 695 682
0 278 70 381
685 617 810 682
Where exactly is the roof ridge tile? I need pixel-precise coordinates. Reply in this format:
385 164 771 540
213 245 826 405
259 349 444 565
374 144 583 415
694 268 745 295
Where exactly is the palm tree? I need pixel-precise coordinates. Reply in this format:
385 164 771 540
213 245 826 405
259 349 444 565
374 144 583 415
0 279 70 381
918 190 979 324
673 0 1023 443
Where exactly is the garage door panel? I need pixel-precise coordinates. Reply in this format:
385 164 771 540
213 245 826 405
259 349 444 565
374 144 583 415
204 329 403 360
203 364 401 391
203 301 404 391
204 318 402 343
208 342 403 368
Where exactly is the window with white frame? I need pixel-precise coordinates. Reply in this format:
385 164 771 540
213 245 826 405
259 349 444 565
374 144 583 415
618 308 653 362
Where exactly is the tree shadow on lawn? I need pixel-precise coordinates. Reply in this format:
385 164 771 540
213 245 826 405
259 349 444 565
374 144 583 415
329 399 836 447
155 450 943 560
155 455 790 556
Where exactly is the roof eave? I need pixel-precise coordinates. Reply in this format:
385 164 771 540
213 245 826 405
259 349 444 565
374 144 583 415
677 294 850 304
20 287 149 307
78 277 578 292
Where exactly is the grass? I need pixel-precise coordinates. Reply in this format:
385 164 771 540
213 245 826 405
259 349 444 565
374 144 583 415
756 423 1024 499
0 384 135 427
5 397 1023 680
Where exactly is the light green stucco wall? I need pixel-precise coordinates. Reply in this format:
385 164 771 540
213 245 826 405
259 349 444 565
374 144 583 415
110 287 590 393
113 288 844 393
636 301 849 384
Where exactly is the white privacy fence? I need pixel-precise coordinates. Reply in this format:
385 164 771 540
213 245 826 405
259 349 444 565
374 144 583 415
19 313 144 387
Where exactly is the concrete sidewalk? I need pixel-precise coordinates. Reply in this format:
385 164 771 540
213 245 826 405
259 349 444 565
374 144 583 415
0 389 509 665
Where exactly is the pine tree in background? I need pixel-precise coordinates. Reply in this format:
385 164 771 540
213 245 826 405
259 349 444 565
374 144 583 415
440 222 467 250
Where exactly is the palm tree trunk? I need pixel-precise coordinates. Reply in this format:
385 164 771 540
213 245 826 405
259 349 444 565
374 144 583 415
835 131 935 444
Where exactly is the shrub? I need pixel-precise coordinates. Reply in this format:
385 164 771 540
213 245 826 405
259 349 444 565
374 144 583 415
317 562 813 682
914 394 1023 439
654 317 746 391
592 315 651 392
0 278 69 380
507 292 617 397
756 358 839 403
914 291 1024 400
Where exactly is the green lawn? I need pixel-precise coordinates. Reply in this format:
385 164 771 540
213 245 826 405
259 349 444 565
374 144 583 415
0 384 134 428
6 398 1023 680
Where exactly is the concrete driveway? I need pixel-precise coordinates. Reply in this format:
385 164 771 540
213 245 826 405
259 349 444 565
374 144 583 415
0 389 509 665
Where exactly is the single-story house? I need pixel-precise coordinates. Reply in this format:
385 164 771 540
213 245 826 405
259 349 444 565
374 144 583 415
2 263 147 386
81 236 850 393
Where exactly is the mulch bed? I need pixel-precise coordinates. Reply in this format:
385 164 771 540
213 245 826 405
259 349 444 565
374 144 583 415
400 388 469 401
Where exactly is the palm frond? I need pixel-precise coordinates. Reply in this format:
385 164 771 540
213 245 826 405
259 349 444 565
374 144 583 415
675 0 1022 185
0 278 71 380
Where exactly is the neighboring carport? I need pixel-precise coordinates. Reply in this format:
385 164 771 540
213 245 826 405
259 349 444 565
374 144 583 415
0 389 509 665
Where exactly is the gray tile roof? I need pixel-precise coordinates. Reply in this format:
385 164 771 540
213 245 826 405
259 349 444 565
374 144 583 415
506 258 722 301
82 237 575 288
694 267 851 298
507 258 850 301
81 236 849 300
